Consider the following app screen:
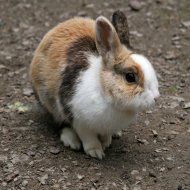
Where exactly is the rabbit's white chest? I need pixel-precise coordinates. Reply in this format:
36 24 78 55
69 55 135 135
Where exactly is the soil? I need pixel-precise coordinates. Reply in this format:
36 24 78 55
0 0 190 190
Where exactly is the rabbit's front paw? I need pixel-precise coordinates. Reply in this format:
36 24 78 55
60 128 81 150
85 146 105 160
74 125 105 159
84 140 105 160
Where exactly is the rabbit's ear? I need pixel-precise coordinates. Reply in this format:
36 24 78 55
95 16 121 59
112 10 131 49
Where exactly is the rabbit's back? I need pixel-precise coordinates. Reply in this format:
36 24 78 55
30 17 97 122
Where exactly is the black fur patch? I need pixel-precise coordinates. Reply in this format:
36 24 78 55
59 36 98 123
112 10 132 49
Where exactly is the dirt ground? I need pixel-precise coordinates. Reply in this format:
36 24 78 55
0 0 190 189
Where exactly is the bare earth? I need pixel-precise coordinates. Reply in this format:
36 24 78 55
0 0 190 190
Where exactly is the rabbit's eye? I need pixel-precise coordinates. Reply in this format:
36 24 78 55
125 72 136 83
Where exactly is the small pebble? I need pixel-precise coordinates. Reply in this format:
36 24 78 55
38 174 48 185
129 0 143 11
133 186 142 190
131 170 139 175
164 51 177 60
149 171 156 178
182 20 190 28
183 102 190 109
49 146 60 155
22 180 28 186
5 171 19 183
52 184 60 189
177 185 183 190
136 138 149 145
2 182 7 186
169 101 179 109
166 156 174 161
159 167 166 172
152 130 158 137
86 3 94 8
23 88 33 97
78 11 87 17
77 174 84 180
144 120 150 126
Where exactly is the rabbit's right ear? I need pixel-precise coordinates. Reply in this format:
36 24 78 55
112 10 131 49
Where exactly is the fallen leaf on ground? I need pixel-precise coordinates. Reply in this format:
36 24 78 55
8 102 29 113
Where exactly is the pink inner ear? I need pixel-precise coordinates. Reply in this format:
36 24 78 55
97 20 111 51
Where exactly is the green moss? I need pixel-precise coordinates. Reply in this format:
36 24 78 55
169 85 178 94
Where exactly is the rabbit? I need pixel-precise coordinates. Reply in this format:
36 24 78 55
30 11 160 159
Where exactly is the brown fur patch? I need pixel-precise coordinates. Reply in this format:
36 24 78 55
115 47 144 88
30 17 97 122
100 46 145 105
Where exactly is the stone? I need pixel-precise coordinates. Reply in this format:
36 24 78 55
23 88 33 97
169 101 179 109
131 170 139 175
49 146 61 155
182 21 190 28
152 130 158 137
149 171 156 178
129 1 143 11
38 174 48 185
22 180 28 186
78 11 87 17
5 171 19 183
183 102 190 109
77 174 84 180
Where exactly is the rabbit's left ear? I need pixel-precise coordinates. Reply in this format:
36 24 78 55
112 10 131 49
95 16 121 60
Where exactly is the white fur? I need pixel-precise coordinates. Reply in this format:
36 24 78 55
132 54 159 96
128 54 160 110
60 128 81 150
74 123 105 159
69 54 136 159
70 55 135 135
68 54 159 159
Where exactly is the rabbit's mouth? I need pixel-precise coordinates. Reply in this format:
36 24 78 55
121 92 157 112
